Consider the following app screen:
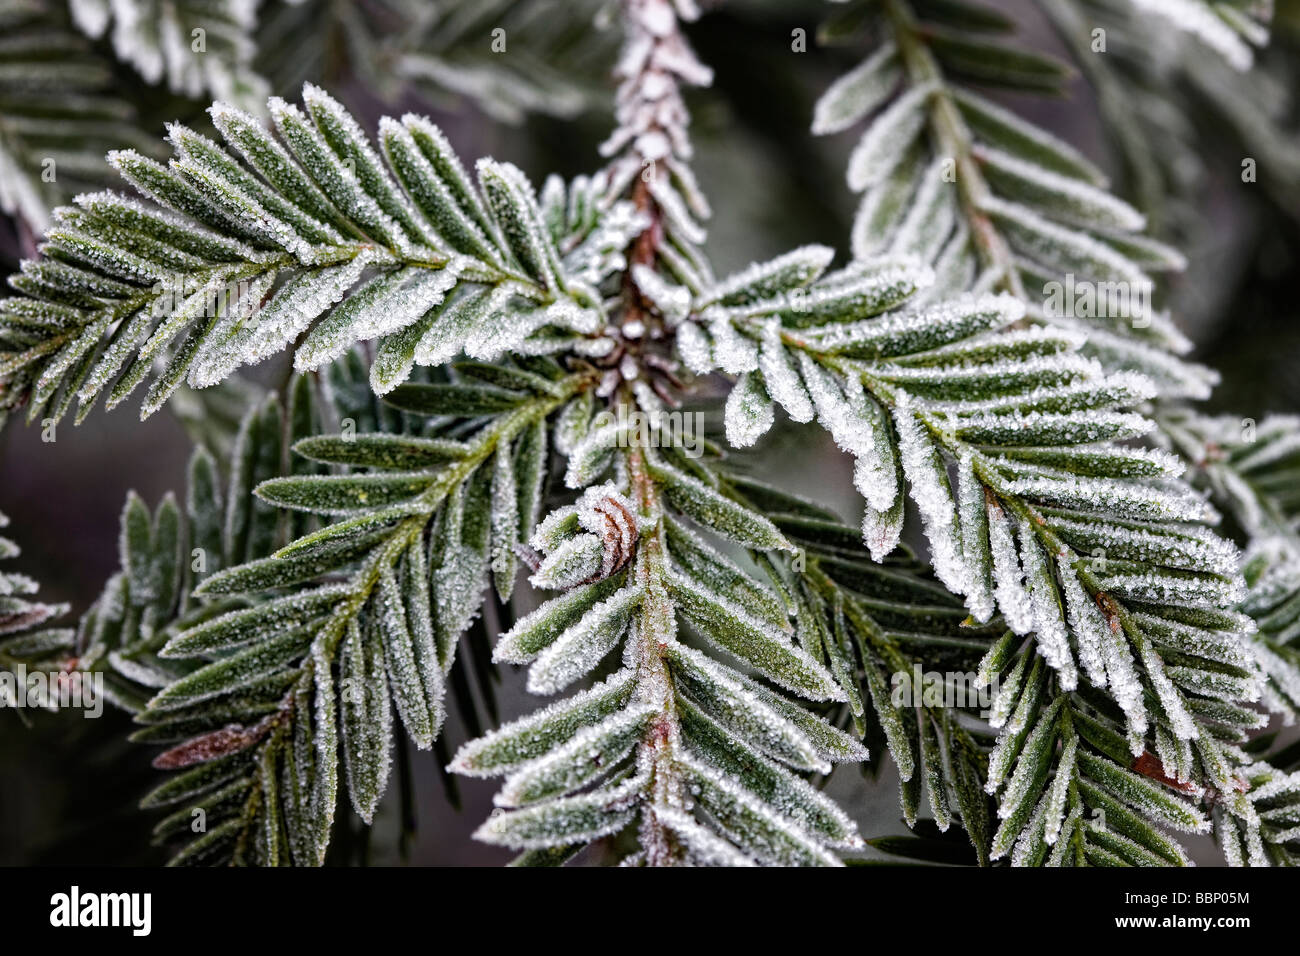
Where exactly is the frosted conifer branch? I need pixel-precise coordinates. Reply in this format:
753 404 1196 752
662 232 1264 863
600 0 712 178
1158 410 1300 743
778 0 1290 865
0 0 152 234
599 0 713 277
48 361 615 864
0 509 77 715
0 0 1292 872
450 2 875 866
0 84 647 425
69 0 266 108
812 0 1214 402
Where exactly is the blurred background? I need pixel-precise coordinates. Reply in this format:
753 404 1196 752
1 0 1296 864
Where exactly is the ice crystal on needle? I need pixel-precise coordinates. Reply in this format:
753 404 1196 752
893 394 968 595
1018 522 1077 690
987 499 1033 635
798 352 872 457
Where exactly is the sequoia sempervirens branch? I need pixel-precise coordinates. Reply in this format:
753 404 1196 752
603 0 713 348
4 0 1292 871
607 0 712 867
880 0 1027 300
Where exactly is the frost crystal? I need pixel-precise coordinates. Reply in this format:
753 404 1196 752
724 372 775 448
757 322 814 422
1018 524 1077 690
812 41 900 136
1058 558 1110 688
1129 0 1256 70
527 585 645 695
707 312 759 374
861 502 903 563
676 320 715 374
797 353 871 457
847 82 932 191
987 499 1033 634
893 395 968 596
956 454 995 623
652 807 756 867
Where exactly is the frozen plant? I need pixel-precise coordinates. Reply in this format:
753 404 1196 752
0 0 1298 867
